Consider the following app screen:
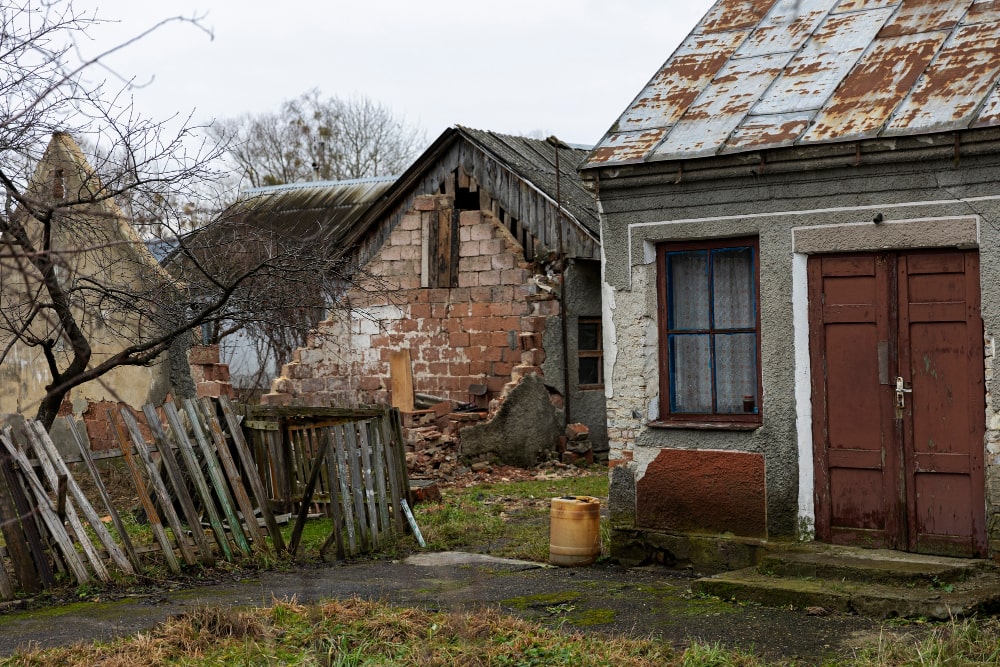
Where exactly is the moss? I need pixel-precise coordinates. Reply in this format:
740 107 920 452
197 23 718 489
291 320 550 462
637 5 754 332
501 590 582 610
566 607 616 627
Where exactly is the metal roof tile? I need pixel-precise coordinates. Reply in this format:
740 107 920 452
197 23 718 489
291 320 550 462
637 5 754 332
886 21 1000 135
802 30 949 144
584 0 1000 169
652 51 793 160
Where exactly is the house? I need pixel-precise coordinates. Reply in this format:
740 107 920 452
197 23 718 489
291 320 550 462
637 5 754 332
182 176 398 392
0 133 189 451
262 126 608 462
581 0 1000 567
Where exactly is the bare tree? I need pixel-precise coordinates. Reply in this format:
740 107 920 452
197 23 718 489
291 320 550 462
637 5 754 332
0 2 353 428
209 89 424 187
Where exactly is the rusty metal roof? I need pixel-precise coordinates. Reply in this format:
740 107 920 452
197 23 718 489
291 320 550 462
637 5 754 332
584 0 1000 168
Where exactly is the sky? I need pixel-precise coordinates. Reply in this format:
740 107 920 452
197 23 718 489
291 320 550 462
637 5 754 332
80 1 718 150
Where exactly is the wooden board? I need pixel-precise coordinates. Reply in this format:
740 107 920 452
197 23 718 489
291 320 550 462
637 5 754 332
389 350 414 412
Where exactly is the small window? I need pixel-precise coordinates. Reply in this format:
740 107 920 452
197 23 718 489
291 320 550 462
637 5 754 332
578 317 603 388
657 237 761 425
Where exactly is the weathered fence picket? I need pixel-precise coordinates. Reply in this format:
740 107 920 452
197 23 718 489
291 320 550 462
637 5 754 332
0 399 415 600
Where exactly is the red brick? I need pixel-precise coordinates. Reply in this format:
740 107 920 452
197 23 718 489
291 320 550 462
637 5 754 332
428 288 450 303
400 319 419 333
188 345 220 365
458 272 478 288
421 347 440 362
431 304 448 318
428 362 448 375
492 254 516 270
478 270 501 286
446 319 464 333
487 376 507 393
464 316 488 332
487 331 508 348
501 268 529 285
480 239 503 255
469 302 491 317
459 210 482 225
532 299 560 317
492 361 513 376
489 302 512 317
469 360 488 375
470 223 494 241
448 303 469 317
359 376 382 391
491 286 514 302
467 332 490 347
482 346 503 362
449 332 470 347
450 361 470 376
465 287 488 302
410 303 432 319
451 288 471 302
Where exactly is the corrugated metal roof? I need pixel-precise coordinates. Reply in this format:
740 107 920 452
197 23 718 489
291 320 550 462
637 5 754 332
584 0 1000 168
227 176 396 246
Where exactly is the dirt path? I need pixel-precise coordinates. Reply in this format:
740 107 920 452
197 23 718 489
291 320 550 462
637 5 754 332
0 553 910 663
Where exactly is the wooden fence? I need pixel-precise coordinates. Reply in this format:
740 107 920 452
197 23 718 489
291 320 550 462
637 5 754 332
242 405 412 560
0 397 412 601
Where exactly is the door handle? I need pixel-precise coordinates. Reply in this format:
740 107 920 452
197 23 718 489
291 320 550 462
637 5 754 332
895 376 912 409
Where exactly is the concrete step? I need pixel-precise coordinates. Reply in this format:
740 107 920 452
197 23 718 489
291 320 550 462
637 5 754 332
693 545 1000 619
758 547 988 586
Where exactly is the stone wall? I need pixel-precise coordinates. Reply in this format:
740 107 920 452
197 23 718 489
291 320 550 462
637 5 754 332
263 194 558 409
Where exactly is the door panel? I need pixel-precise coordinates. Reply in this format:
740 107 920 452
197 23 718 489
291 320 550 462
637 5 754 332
811 250 986 557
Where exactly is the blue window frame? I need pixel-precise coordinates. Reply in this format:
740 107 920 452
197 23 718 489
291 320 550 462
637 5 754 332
657 237 761 425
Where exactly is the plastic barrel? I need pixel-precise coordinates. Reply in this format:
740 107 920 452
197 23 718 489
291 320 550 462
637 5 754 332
549 495 601 567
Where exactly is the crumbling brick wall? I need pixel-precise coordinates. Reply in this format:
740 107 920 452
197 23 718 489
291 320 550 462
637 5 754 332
263 194 557 408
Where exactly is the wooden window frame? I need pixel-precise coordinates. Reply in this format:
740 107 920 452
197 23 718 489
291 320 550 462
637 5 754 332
578 316 604 390
654 236 762 429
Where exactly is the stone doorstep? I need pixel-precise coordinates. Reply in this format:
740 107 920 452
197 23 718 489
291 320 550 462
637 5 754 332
693 545 1000 620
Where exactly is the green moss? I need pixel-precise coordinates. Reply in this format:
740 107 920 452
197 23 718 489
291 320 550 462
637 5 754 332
501 590 582 610
566 608 616 627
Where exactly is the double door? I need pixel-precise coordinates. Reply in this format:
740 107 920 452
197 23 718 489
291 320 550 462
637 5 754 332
809 250 986 556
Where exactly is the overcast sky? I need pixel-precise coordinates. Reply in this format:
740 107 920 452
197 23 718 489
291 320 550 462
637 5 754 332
81 1 718 149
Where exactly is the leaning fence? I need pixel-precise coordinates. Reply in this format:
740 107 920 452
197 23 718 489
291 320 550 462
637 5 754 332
0 396 411 601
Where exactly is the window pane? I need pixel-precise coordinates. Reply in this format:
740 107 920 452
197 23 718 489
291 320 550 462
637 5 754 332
578 320 600 350
714 333 758 414
579 357 600 385
712 247 755 329
669 334 712 413
668 251 709 330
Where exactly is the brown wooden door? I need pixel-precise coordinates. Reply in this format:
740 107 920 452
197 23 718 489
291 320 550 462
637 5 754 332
810 250 986 557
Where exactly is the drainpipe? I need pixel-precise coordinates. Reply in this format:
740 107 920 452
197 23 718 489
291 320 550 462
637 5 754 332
547 135 572 429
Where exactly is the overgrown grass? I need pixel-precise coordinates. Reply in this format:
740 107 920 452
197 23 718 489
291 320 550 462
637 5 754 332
10 597 1000 666
415 471 609 562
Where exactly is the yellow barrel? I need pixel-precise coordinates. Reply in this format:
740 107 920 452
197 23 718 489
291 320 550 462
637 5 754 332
549 495 601 567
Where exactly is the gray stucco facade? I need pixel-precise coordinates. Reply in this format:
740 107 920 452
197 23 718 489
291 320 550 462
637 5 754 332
587 129 1000 566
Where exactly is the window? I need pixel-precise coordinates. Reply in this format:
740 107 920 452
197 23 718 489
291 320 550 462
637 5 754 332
656 237 761 426
578 317 603 388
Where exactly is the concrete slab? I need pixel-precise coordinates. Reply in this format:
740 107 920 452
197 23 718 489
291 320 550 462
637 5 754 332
404 551 548 571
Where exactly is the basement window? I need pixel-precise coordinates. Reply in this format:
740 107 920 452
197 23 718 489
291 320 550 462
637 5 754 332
578 317 603 389
655 237 761 427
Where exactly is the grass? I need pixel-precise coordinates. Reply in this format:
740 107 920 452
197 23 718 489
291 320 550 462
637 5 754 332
9 597 1000 666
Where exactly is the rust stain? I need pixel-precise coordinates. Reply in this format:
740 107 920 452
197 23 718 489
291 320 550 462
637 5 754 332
699 0 777 33
889 22 1000 132
805 31 948 142
587 129 668 165
878 0 973 38
966 0 1000 23
833 0 899 12
727 115 812 151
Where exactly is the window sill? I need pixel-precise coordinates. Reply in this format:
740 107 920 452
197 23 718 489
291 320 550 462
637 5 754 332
647 420 761 431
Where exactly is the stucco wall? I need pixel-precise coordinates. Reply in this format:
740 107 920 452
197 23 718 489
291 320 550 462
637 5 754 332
592 143 1000 561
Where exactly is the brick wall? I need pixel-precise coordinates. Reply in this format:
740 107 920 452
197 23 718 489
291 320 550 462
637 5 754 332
263 194 558 408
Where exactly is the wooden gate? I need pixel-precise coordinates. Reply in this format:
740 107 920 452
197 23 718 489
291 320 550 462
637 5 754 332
242 405 411 559
809 250 986 557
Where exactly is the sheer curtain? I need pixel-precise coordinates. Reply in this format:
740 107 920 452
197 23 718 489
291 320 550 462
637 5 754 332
667 247 757 415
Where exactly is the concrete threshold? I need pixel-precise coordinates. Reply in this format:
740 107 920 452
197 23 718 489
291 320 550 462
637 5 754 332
693 544 1000 619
